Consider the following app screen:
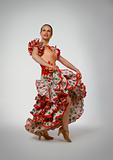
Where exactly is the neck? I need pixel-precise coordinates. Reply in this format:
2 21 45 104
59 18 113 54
40 38 49 46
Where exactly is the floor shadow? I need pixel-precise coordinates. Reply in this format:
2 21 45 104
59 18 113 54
70 125 101 140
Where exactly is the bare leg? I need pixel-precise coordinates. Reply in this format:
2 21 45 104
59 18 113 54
58 96 72 142
62 96 72 131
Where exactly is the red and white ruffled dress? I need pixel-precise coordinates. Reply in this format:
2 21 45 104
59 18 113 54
25 38 87 135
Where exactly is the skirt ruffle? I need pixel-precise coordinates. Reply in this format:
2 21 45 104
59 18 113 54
25 66 86 135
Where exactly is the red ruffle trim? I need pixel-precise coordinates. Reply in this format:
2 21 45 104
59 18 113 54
56 48 60 59
28 38 44 56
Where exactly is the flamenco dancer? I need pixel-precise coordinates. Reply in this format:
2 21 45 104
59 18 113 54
25 24 87 142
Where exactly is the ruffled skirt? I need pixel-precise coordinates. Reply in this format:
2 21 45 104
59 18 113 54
24 66 86 135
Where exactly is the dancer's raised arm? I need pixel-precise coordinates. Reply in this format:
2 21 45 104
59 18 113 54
58 55 81 74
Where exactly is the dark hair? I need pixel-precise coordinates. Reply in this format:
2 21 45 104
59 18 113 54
40 24 53 36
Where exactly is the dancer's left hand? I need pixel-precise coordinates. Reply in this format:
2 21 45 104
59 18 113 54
74 68 82 78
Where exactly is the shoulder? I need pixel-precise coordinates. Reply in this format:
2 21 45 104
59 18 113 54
28 38 39 55
28 38 44 56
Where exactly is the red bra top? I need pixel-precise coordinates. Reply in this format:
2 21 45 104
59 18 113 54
28 38 61 60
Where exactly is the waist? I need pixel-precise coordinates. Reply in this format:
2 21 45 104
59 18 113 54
41 66 54 76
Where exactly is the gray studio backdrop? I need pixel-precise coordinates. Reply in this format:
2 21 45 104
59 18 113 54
0 0 113 160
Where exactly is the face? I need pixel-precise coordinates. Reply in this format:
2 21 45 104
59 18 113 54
40 25 52 40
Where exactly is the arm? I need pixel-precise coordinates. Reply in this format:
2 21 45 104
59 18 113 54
31 47 53 68
58 55 80 73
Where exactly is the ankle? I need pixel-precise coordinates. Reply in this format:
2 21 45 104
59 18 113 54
62 126 69 132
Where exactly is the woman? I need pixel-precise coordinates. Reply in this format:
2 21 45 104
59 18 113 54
25 24 87 142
